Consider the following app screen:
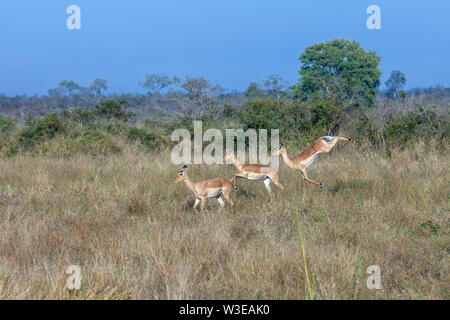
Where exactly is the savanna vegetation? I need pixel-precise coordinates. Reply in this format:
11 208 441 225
0 39 448 299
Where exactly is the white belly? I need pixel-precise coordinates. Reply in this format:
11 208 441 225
245 176 270 181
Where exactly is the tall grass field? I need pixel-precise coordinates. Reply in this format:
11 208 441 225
0 141 448 299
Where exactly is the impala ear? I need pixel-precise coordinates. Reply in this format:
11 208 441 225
183 165 188 172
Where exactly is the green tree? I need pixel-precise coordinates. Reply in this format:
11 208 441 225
385 70 406 98
0 115 16 138
239 98 284 131
17 113 66 150
58 80 81 95
292 39 381 109
180 77 222 119
94 100 135 122
244 82 265 100
264 74 288 101
139 73 180 95
89 78 108 96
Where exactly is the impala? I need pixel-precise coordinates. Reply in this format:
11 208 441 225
174 165 234 211
273 136 357 187
223 151 284 193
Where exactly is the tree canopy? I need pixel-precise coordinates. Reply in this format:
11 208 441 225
139 73 180 95
385 70 406 98
58 80 81 95
89 78 108 96
292 39 381 108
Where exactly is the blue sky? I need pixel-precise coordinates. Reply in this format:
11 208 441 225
0 0 449 95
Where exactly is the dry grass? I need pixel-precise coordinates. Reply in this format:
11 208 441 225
0 142 448 300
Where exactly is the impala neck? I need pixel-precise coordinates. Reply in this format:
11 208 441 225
232 155 244 171
281 150 296 169
183 174 196 194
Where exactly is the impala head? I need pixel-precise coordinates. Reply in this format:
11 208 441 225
223 150 235 160
272 144 286 156
174 165 188 183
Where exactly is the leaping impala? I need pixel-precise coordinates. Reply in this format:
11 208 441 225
223 151 284 193
174 165 234 211
273 136 357 188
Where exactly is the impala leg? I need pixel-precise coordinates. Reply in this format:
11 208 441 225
323 136 355 153
232 174 239 189
193 198 200 213
300 169 322 188
269 173 284 190
200 198 206 211
223 189 234 213
193 199 200 209
263 179 272 193
217 197 225 211
324 138 339 152
336 136 357 143
223 189 234 208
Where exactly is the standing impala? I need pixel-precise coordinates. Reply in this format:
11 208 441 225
174 165 234 211
223 151 284 193
273 136 357 187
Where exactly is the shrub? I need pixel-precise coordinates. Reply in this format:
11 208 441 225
94 100 135 122
238 97 326 146
239 98 284 131
17 113 66 150
353 113 381 146
60 108 97 127
384 112 422 147
0 116 16 137
31 131 123 157
384 107 448 148
0 116 17 153
76 130 123 155
127 127 166 151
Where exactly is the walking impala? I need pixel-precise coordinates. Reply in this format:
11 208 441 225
223 151 284 193
174 165 234 211
273 136 357 187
